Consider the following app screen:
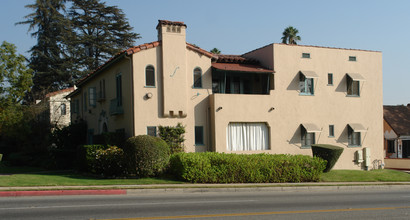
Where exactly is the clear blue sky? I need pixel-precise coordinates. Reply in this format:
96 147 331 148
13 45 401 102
1 0 408 105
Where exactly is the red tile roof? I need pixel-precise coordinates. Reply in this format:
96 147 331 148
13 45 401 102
76 41 216 86
76 41 161 86
384 105 410 136
186 43 215 58
212 63 273 73
45 87 75 98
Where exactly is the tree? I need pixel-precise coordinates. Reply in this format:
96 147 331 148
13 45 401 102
210 48 221 54
68 0 140 74
281 26 301 45
17 0 72 102
0 41 33 106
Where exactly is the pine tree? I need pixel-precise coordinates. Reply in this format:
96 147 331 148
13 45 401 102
17 0 71 101
68 0 140 74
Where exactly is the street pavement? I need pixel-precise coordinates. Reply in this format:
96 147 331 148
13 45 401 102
1 182 410 197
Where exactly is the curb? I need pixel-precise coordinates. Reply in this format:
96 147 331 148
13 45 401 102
0 189 126 197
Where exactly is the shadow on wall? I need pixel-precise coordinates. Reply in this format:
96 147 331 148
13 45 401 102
336 125 348 147
287 126 301 148
335 74 347 93
286 72 300 91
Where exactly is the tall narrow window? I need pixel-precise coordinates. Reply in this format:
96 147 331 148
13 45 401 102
329 125 334 137
347 75 360 96
299 74 314 95
89 87 96 107
145 66 155 87
83 92 87 111
61 103 66 115
116 74 122 107
301 126 315 148
193 67 202 88
328 73 333 85
99 79 106 100
387 140 395 153
348 126 361 146
195 126 204 145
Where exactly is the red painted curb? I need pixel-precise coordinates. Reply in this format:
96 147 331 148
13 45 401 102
0 189 127 197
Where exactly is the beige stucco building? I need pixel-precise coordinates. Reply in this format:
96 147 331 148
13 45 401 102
69 20 383 170
38 87 75 130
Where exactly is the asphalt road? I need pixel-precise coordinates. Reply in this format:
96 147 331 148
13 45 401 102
1 188 410 220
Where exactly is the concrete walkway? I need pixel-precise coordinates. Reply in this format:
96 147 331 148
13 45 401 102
1 182 410 197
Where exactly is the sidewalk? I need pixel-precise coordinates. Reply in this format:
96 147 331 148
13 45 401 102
2 182 410 197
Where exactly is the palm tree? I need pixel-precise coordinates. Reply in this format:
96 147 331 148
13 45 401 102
281 26 301 45
210 48 221 54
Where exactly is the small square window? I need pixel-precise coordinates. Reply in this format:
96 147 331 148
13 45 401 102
195 126 204 145
147 126 157 137
328 73 333 85
329 125 334 137
349 56 357 61
302 53 311 58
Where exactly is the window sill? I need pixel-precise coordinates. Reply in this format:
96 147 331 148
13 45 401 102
195 144 205 146
328 135 335 138
193 87 203 89
348 145 362 148
346 95 360 97
301 146 312 149
327 84 333 86
144 86 156 88
299 93 314 96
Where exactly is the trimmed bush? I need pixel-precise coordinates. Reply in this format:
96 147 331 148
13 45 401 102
311 144 344 172
94 146 125 177
123 135 170 177
77 144 107 172
169 152 326 183
158 123 185 154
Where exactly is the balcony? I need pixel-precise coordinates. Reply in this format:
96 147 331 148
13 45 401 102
109 98 123 115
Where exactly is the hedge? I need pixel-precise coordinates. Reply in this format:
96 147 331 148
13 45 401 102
311 144 344 172
169 152 326 183
123 135 170 177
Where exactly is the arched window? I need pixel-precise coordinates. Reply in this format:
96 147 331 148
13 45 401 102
193 67 202 88
61 103 66 115
145 65 155 87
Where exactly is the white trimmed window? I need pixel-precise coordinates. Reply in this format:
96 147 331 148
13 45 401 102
227 122 269 151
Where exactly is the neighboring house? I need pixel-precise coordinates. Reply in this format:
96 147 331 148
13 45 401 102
383 104 410 170
38 87 75 130
68 20 384 170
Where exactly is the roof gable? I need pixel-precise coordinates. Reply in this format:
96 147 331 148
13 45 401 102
384 105 410 136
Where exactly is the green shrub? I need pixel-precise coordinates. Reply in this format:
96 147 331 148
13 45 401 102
311 144 344 172
76 144 107 172
123 135 170 177
93 130 126 148
158 123 185 154
169 152 326 183
94 146 125 177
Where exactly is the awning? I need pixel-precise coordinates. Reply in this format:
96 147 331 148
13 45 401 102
347 73 366 81
301 123 322 132
349 123 367 132
212 63 274 73
299 71 319 78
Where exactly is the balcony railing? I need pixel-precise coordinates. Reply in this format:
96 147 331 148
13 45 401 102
109 98 123 115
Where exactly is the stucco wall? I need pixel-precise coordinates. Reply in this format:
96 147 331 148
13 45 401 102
211 44 384 170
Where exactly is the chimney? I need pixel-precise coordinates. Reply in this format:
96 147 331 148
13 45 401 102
156 20 188 118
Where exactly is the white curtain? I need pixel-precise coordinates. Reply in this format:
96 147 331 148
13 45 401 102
227 123 269 151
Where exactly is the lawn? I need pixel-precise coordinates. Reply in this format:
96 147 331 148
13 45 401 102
1 166 410 187
321 169 410 182
0 166 183 187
